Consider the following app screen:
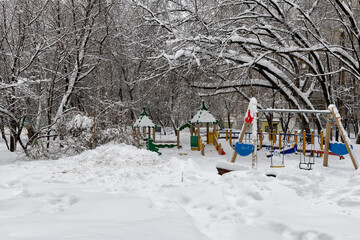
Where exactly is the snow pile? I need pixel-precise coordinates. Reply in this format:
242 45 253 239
68 143 164 168
216 161 250 171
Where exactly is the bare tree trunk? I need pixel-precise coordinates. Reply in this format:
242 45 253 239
0 118 9 150
9 120 17 152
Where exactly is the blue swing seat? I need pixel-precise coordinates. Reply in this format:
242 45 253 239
235 142 255 157
329 142 352 156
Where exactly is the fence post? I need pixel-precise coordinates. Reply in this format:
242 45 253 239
177 129 180 149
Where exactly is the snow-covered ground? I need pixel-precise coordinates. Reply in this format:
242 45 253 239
1 131 360 240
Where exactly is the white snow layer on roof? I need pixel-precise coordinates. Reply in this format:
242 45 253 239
134 115 155 128
190 109 217 123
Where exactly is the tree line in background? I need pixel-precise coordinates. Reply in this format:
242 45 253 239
0 0 359 158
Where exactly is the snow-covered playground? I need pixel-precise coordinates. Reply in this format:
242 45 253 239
1 128 360 240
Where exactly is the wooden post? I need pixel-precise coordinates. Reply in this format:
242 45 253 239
190 124 193 136
323 114 331 167
201 142 205 156
148 127 151 140
311 131 314 145
294 131 298 146
279 132 282 150
320 131 324 157
206 123 210 144
260 131 263 149
252 151 256 169
177 129 180 149
330 107 358 170
218 143 222 155
287 131 290 143
230 130 233 148
231 122 248 163
153 128 155 142
273 131 276 143
197 124 201 151
226 130 229 141
303 131 306 156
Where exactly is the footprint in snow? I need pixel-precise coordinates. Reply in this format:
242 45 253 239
242 207 263 218
247 190 263 201
274 223 333 240
41 194 78 213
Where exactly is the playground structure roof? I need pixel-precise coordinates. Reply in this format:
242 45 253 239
133 107 156 128
190 101 217 124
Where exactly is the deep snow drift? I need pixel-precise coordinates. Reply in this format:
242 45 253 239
1 133 360 240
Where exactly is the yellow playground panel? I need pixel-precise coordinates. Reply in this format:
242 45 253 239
208 131 214 144
261 121 280 133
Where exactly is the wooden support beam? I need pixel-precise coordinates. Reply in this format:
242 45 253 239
153 128 155 142
230 130 233 148
273 131 276 143
231 122 248 163
330 107 358 170
252 151 256 169
303 131 306 156
279 132 282 150
311 131 314 145
287 131 290 143
260 131 263 149
323 114 331 167
294 131 298 146
226 130 228 141
148 127 151 140
197 124 201 151
177 129 180 149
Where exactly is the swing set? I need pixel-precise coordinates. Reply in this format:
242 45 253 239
216 99 358 174
258 105 358 170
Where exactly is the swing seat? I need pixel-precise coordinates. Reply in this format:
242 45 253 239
329 142 352 156
270 155 285 168
299 162 313 170
235 142 255 157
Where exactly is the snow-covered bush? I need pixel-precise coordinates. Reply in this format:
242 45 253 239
27 113 134 160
